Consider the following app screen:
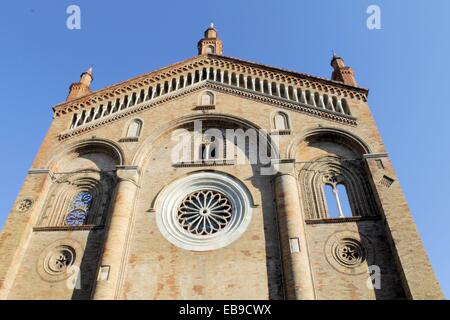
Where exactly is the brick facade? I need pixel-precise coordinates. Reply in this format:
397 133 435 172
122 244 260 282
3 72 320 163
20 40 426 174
0 26 443 300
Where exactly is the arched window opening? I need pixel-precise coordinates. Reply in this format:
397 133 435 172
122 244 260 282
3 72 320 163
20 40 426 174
94 105 103 120
162 81 169 95
129 92 137 107
209 68 214 80
323 183 352 218
333 96 342 113
179 76 185 89
65 192 93 226
238 74 246 88
263 80 270 94
223 71 229 84
342 99 351 115
112 99 119 113
247 76 253 90
85 108 95 123
273 111 290 130
337 184 352 217
255 78 262 92
200 91 214 106
121 96 128 110
146 87 153 101
231 73 237 86
70 114 78 129
77 111 86 126
126 119 142 138
306 90 314 106
201 68 207 80
271 82 278 96
324 184 340 218
297 88 305 103
155 84 161 97
138 90 145 103
324 95 333 111
314 92 322 108
194 70 200 83
280 84 287 99
205 45 215 54
104 102 112 116
288 86 295 101
171 78 177 92
215 69 221 82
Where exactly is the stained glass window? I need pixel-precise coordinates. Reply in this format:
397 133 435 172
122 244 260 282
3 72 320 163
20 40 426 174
66 192 93 226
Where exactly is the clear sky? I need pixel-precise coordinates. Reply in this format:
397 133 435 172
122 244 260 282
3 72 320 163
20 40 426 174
0 0 449 298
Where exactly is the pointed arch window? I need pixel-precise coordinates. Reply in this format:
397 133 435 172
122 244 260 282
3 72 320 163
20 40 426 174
65 192 93 226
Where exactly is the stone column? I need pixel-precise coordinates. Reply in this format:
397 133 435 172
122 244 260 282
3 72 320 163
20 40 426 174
93 165 140 300
273 160 315 300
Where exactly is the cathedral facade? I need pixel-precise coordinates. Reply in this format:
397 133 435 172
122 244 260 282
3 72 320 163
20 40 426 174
0 25 443 300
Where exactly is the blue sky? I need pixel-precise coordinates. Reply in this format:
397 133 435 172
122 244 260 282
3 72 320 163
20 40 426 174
0 0 449 298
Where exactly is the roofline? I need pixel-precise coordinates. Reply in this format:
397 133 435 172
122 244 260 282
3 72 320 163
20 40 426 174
53 54 369 112
214 54 369 94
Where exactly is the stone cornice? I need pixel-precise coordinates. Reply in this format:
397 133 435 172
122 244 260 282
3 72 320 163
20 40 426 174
53 54 368 117
57 81 357 141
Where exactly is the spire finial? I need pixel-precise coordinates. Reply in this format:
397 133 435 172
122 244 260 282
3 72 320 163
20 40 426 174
210 21 214 28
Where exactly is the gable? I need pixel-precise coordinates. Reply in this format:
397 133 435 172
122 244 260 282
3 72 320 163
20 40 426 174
56 55 364 141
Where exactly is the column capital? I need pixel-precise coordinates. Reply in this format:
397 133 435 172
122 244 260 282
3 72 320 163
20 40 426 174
271 159 296 177
28 168 51 175
363 152 389 160
115 165 140 184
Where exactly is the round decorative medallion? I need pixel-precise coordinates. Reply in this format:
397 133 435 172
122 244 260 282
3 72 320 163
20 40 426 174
37 239 82 282
156 172 253 251
324 231 374 275
44 246 75 275
332 238 365 267
177 190 233 235
17 199 33 213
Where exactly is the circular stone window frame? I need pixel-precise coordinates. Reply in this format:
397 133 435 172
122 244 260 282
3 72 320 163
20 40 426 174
156 171 254 251
324 231 374 275
16 198 34 213
37 239 83 283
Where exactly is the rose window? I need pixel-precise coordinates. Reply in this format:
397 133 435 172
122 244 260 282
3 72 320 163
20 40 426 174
156 172 253 251
177 190 233 235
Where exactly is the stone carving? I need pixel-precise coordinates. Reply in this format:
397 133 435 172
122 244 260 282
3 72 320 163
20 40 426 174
17 199 33 213
44 246 75 275
332 238 365 267
324 231 374 275
177 190 232 235
37 239 82 283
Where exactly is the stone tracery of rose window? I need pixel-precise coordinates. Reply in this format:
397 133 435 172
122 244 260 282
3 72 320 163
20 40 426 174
177 190 233 235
